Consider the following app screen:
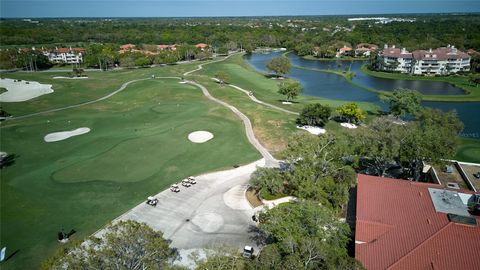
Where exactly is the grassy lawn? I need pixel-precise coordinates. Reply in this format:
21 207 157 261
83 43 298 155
0 78 260 269
456 138 480 163
0 62 201 116
190 54 380 157
360 65 480 102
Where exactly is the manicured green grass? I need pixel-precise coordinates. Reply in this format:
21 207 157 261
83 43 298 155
0 62 201 116
456 138 480 163
190 54 380 157
0 79 260 269
360 65 480 102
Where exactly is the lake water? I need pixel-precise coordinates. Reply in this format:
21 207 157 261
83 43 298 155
244 52 480 137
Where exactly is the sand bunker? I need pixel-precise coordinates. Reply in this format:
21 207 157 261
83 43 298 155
282 101 292 104
297 125 326 135
44 127 90 142
340 123 358 129
0 78 54 102
188 131 214 143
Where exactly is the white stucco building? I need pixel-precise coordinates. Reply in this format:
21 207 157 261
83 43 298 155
43 47 85 64
377 45 471 75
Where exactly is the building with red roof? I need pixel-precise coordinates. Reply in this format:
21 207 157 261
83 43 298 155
377 44 471 75
355 174 480 270
336 45 353 58
195 43 208 51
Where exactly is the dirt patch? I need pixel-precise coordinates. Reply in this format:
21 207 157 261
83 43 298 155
245 187 263 208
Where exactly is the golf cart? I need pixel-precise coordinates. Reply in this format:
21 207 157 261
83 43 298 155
146 196 158 206
181 179 192 187
242 245 254 258
187 176 196 184
170 184 180 192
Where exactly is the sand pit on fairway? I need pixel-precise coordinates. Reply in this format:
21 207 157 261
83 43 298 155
188 131 214 143
0 78 54 102
297 125 326 135
44 127 90 142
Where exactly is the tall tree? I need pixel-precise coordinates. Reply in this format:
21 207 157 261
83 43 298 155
266 57 292 77
297 103 331 127
381 88 422 117
278 80 303 102
336 102 365 123
42 220 180 270
258 202 359 270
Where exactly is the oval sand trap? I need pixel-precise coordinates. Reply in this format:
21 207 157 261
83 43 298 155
188 131 214 143
44 127 90 142
0 78 54 102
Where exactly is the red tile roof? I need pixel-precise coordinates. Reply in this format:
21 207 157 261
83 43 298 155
120 44 136 50
195 43 208 49
356 174 480 270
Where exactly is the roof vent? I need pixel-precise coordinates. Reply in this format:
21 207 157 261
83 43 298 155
447 213 477 226
392 45 396 48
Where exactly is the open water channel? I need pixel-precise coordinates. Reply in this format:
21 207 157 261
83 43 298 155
244 52 480 137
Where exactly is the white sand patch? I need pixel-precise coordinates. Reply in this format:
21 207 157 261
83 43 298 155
44 127 90 142
340 123 358 129
0 78 54 102
53 76 88 79
297 125 326 135
282 101 292 104
179 81 187 84
188 131 214 143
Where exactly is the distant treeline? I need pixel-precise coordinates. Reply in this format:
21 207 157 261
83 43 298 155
1 15 479 53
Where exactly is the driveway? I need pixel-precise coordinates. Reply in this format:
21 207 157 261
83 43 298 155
104 159 265 264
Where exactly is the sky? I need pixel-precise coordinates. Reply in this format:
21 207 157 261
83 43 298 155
1 0 480 18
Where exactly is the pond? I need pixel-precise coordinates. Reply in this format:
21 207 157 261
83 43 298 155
243 52 480 137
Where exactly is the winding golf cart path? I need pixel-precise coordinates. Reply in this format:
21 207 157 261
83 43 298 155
186 80 278 167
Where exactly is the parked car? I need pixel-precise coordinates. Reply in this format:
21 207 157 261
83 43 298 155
242 245 254 258
473 172 480 179
182 182 191 187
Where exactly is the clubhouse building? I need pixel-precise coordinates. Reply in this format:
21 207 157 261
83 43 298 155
377 44 471 75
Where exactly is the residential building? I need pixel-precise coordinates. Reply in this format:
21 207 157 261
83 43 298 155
355 174 480 270
336 45 352 58
355 43 378 57
377 44 471 75
157 44 176 51
195 43 208 51
43 47 85 64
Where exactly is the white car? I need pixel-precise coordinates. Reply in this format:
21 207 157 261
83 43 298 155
182 182 191 187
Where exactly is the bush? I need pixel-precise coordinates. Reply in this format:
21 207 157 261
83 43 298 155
297 103 331 127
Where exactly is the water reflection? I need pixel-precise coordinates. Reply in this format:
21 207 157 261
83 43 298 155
243 52 480 136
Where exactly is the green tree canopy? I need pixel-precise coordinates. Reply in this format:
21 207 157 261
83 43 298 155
42 220 180 270
215 71 230 85
257 201 359 270
278 80 303 101
266 57 292 77
381 88 423 117
336 102 365 124
297 103 331 127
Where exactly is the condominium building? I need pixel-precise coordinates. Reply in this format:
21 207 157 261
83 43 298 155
377 44 471 75
43 47 85 64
